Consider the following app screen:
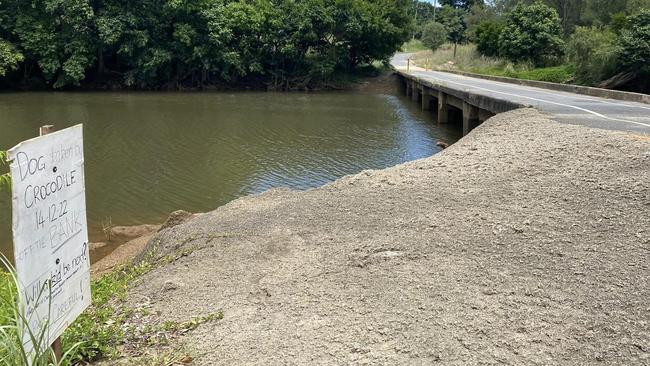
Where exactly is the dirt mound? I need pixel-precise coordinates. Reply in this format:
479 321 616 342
120 109 649 365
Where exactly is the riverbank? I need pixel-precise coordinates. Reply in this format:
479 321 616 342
89 211 198 276
0 64 394 92
98 108 649 365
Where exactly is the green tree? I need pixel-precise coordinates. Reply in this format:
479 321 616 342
581 0 627 26
0 0 412 90
333 0 412 69
9 0 96 88
498 2 565 66
412 1 438 38
626 0 650 13
567 26 618 84
436 5 466 57
465 3 498 41
475 21 504 57
421 22 448 51
619 9 650 73
439 0 484 10
0 39 22 76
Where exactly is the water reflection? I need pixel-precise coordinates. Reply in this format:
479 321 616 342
0 91 461 258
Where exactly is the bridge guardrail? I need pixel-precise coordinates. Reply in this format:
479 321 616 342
435 69 650 105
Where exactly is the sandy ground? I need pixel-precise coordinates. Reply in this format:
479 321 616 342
89 224 160 277
116 109 648 365
91 234 155 277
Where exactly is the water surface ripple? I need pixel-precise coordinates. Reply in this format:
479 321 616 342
0 91 461 257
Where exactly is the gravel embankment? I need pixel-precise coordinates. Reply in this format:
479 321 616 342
123 109 649 365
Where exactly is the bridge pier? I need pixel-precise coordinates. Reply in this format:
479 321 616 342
399 75 497 134
421 89 434 111
412 83 421 102
462 101 480 136
438 91 449 124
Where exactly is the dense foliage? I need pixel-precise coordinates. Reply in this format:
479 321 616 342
566 26 618 84
419 0 650 91
474 20 503 57
439 0 484 11
619 9 650 73
437 5 467 46
0 0 412 90
498 2 564 66
421 22 447 51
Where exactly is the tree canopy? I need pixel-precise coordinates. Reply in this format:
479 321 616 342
619 9 650 72
498 2 565 65
0 0 413 90
439 0 484 10
421 22 448 51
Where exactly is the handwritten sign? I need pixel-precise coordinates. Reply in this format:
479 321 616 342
8 125 91 354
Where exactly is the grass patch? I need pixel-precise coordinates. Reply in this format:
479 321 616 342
410 43 576 84
61 260 154 364
401 39 429 53
1 239 223 365
471 64 576 84
411 43 507 71
1 258 84 365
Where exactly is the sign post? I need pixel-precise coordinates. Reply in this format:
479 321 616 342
7 124 91 360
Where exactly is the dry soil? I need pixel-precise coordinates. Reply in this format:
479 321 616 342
118 109 649 365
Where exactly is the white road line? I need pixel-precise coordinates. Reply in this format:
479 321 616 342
412 72 650 128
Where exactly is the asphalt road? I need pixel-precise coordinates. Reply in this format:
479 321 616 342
392 53 650 135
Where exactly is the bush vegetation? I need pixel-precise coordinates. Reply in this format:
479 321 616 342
0 0 413 90
408 0 650 91
497 2 565 66
0 257 82 366
475 21 504 57
566 27 619 85
411 43 574 84
421 22 448 51
401 39 430 53
0 239 225 365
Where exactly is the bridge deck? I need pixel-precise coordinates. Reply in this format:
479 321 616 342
392 53 650 135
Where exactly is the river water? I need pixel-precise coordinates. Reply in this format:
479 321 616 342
0 90 461 260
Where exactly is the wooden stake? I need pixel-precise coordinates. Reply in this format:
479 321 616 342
39 125 54 136
39 124 62 363
52 338 62 363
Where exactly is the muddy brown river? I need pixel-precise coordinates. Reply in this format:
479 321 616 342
0 91 461 260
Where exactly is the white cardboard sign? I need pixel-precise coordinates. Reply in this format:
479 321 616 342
8 124 91 353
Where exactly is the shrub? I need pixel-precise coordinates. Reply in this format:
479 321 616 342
0 40 23 77
498 2 565 66
475 21 504 57
512 65 575 84
567 26 619 85
421 22 448 51
619 9 650 73
401 39 429 53
1 257 81 366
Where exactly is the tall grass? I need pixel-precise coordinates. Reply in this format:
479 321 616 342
0 150 10 190
410 43 575 84
411 43 509 71
401 39 430 53
0 256 80 366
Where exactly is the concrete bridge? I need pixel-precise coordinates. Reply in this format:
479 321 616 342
392 53 650 136
401 72 501 136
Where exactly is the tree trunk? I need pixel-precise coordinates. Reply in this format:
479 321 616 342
98 47 104 78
